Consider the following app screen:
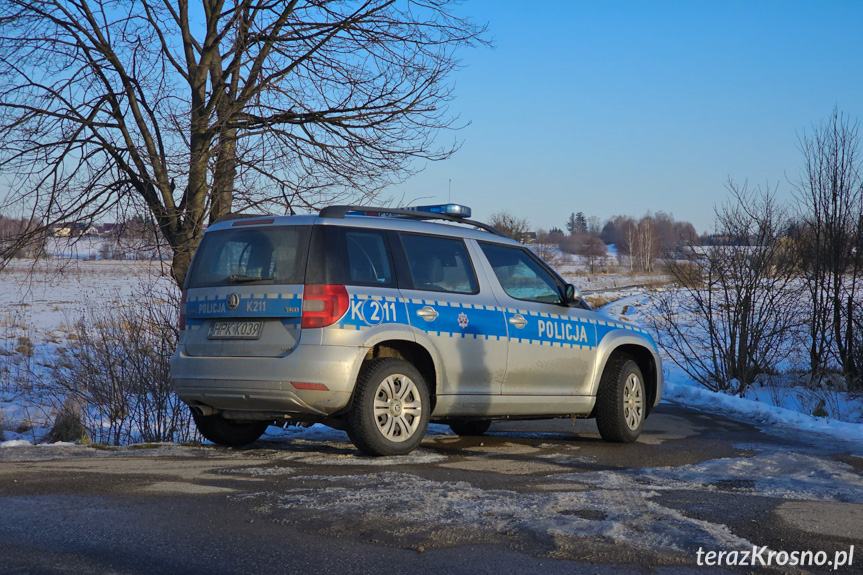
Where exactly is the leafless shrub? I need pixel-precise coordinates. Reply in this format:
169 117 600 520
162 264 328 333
533 229 561 265
793 108 863 388
560 233 607 273
652 182 803 395
668 261 703 289
44 284 195 445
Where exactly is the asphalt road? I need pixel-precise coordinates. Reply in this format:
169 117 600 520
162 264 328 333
1 402 862 575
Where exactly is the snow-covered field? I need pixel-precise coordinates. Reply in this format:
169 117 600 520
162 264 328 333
0 259 175 443
1 258 861 447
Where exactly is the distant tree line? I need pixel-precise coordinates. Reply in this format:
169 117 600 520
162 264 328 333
0 215 45 258
490 209 699 274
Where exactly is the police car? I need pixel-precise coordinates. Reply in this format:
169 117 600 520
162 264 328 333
171 204 663 455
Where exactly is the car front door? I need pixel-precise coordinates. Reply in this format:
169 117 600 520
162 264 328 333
476 241 597 397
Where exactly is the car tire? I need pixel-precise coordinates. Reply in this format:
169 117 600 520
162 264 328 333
595 355 646 443
347 358 430 456
192 411 270 447
449 420 491 436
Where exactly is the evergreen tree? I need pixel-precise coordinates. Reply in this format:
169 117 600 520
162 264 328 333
575 212 587 234
565 213 578 235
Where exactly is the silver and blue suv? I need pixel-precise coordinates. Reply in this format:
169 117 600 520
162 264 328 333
172 204 663 455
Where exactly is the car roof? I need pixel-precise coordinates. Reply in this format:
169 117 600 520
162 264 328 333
204 213 522 246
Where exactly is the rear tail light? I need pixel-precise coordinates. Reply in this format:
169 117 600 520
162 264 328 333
301 284 349 328
179 289 187 331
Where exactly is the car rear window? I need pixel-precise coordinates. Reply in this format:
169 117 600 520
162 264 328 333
186 226 310 288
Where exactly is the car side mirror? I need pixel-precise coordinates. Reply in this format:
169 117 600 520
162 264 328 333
564 283 582 305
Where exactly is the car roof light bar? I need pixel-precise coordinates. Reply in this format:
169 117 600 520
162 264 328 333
407 204 472 218
318 205 507 238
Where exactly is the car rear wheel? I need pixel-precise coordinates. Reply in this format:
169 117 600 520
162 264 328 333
449 420 491 436
595 355 646 443
192 411 270 447
347 358 429 456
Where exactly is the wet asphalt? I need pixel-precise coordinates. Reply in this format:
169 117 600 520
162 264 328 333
1 401 861 575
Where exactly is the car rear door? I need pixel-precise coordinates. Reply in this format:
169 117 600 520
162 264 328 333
393 231 508 396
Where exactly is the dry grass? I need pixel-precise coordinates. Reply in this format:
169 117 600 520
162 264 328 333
583 293 632 310
15 336 34 357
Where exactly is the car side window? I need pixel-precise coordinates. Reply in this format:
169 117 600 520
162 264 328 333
344 230 394 286
479 243 562 304
400 233 479 294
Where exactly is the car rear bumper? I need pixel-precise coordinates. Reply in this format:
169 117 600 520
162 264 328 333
172 343 365 417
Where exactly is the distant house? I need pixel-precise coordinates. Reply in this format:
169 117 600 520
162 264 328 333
521 231 537 243
49 222 98 237
49 223 74 237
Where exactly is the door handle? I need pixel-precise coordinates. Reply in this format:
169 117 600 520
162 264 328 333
416 306 438 321
509 314 527 329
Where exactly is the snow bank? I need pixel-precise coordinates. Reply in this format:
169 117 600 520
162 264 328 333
1 439 32 448
664 380 863 444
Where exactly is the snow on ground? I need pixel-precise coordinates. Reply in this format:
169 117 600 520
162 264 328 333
663 381 863 444
597 287 863 445
42 236 169 260
226 433 862 554
0 258 171 337
43 236 109 259
240 469 753 552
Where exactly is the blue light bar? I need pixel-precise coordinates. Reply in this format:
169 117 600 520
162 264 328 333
344 203 472 219
405 204 472 218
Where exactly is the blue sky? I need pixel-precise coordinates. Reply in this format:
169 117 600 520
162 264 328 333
398 1 863 233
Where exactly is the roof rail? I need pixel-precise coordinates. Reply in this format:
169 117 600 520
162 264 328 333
211 213 268 225
318 205 508 238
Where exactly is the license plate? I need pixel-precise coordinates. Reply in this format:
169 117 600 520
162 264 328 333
207 320 263 340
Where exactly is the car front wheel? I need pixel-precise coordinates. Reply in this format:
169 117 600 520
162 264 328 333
595 355 646 443
347 358 429 456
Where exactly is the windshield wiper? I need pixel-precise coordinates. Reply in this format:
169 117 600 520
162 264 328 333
229 274 274 283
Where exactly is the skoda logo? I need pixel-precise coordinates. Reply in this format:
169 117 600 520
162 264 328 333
227 293 240 310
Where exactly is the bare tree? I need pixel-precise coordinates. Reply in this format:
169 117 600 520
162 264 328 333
637 215 660 272
653 182 802 394
489 210 529 242
794 109 863 387
560 233 606 273
532 228 560 264
0 1 486 285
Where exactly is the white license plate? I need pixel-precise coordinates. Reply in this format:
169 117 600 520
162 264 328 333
207 320 263 340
